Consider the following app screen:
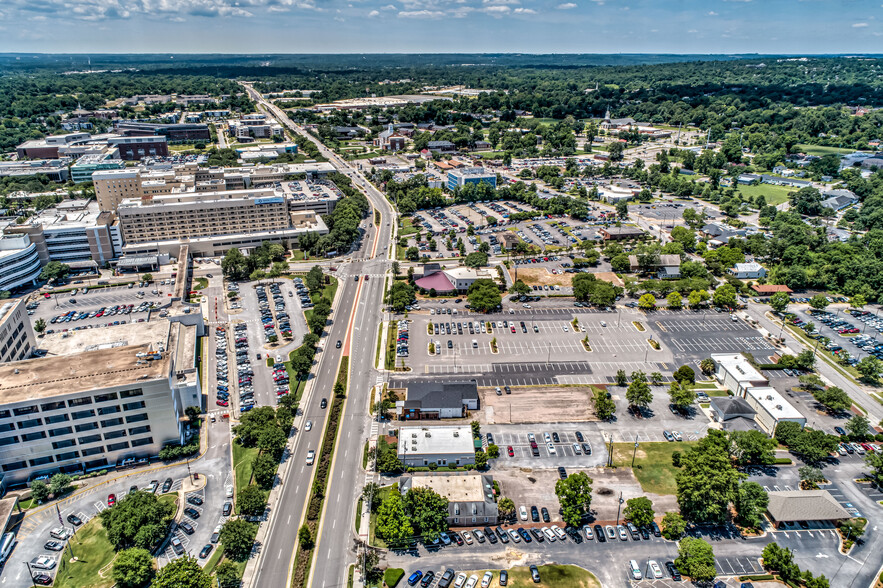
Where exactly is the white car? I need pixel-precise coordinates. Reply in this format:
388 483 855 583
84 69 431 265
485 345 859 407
547 442 556 454
225 485 234 498
481 571 493 588
542 526 556 542
544 432 551 443
306 450 316 465
519 506 528 520
440 532 451 545
648 560 663 579
462 531 474 545
563 325 569 332
508 528 521 543
454 573 468 588
31 556 56 570
672 431 683 441
583 524 594 540
305 421 312 432
465 575 479 588
551 525 567 540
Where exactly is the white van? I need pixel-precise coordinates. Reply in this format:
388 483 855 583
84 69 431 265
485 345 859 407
0 533 15 564
628 560 642 581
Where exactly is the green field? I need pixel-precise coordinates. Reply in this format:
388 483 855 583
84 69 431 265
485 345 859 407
735 182 795 206
795 144 860 157
399 217 418 236
53 519 116 588
612 441 698 495
232 441 260 499
473 151 506 159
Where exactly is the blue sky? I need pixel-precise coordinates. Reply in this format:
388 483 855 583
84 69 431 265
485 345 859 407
0 0 880 53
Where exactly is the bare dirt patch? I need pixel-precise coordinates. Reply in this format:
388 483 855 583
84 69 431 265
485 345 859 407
508 267 572 287
477 386 595 424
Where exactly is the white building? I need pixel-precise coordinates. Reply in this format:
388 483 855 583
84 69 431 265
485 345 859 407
0 299 37 364
711 353 769 396
729 262 767 280
397 425 475 468
744 387 805 435
442 267 494 291
0 235 42 292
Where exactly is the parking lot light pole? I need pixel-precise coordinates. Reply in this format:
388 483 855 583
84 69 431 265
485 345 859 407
615 492 624 526
631 435 639 468
24 562 35 587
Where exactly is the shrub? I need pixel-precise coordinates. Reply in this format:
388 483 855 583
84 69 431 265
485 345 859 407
384 568 405 588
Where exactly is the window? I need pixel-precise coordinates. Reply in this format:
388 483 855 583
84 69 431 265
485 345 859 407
97 406 120 416
128 425 151 436
125 413 148 424
2 461 27 472
17 418 42 429
81 446 103 457
49 427 73 438
0 410 9 419
123 401 146 411
131 437 153 448
106 441 130 452
104 430 126 440
0 437 18 446
84 458 108 470
41 401 66 412
78 434 101 445
13 405 38 416
56 451 79 462
0 423 13 433
119 388 143 399
101 418 124 428
21 432 46 442
75 422 98 433
52 439 76 450
45 414 69 424
68 397 92 408
72 410 95 420
29 456 54 467
94 393 118 403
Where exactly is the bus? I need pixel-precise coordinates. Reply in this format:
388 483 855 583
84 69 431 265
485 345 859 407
0 533 16 564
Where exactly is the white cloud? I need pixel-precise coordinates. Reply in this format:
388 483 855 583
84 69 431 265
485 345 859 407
4 0 324 20
368 9 380 15
482 4 510 15
707 10 718 16
513 7 536 13
397 9 444 17
687 28 698 33
483 0 520 4
381 3 397 8
852 22 869 27
556 2 576 8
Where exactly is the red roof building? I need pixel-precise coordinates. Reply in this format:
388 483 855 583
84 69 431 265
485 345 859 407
751 284 793 294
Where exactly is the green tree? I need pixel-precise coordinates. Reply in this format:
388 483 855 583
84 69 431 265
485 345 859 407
856 356 883 383
668 381 696 409
467 279 501 312
734 481 769 528
30 480 49 503
865 451 883 488
463 252 488 267
799 466 827 489
615 369 628 386
611 253 630 272
813 386 852 413
487 444 500 458
555 472 593 528
809 294 830 310
729 430 776 466
638 293 656 310
623 497 655 528
39 261 70 284
34 318 46 334
666 291 683 309
375 491 413 544
219 519 258 561
676 430 744 523
298 524 314 549
592 386 616 420
847 414 871 439
675 537 716 583
141 273 153 283
699 358 715 376
510 280 530 295
497 497 516 521
850 294 867 310
404 487 450 542
673 365 695 384
257 426 287 456
474 449 489 469
649 371 664 385
238 484 268 517
626 371 653 409
49 473 72 496
112 548 155 588
688 289 707 309
661 512 686 540
100 491 176 550
252 453 278 489
769 291 790 313
762 542 802 584
216 561 242 588
713 283 737 308
152 556 212 588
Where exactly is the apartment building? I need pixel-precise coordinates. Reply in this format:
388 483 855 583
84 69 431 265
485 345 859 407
0 299 37 364
0 235 42 293
0 318 201 487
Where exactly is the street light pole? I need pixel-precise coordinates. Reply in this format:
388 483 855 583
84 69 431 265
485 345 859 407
631 434 639 468
24 562 35 587
615 492 624 526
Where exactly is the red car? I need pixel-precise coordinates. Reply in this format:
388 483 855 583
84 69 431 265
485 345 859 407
510 326 516 333
216 399 229 407
507 446 514 457
107 494 116 507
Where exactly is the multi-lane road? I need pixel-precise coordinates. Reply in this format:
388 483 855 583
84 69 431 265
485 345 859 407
242 83 395 588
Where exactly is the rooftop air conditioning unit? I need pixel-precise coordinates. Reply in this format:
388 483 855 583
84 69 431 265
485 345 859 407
453 431 459 437
425 432 431 437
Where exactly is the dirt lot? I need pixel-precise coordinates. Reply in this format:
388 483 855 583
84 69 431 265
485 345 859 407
477 386 594 424
508 267 572 287
494 466 679 523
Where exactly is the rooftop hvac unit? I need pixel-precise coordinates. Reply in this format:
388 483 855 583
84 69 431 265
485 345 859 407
767 395 774 401
776 405 783 410
453 431 459 437
412 433 418 438
425 432 431 437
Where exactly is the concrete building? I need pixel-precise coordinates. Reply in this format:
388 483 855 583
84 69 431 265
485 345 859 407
16 133 91 160
107 136 169 161
397 425 476 468
743 387 805 436
0 160 70 183
414 266 494 293
94 169 142 212
729 262 767 280
447 168 497 191
395 381 480 420
0 235 42 292
711 353 768 396
599 226 645 241
0 299 37 364
5 201 121 266
0 318 202 487
114 121 211 143
400 474 498 526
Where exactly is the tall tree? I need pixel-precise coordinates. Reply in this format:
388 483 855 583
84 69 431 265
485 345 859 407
555 472 593 528
112 548 155 588
623 497 655 528
675 537 716 583
403 487 449 543
676 430 745 523
152 556 212 588
734 481 769 528
375 491 413 544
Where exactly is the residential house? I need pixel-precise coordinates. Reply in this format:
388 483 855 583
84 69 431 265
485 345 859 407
729 262 767 280
820 189 858 212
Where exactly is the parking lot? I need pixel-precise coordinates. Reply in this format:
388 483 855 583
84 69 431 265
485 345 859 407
790 307 883 365
29 284 167 336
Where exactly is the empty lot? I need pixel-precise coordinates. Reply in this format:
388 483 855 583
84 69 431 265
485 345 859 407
478 385 595 424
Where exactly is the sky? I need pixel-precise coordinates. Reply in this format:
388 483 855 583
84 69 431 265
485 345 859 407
0 0 881 54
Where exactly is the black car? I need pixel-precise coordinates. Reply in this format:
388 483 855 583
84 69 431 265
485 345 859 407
187 495 204 506
640 526 650 540
530 506 540 522
199 544 214 559
184 507 201 519
575 431 584 442
483 526 498 544
666 562 681 581
438 570 455 588
320 398 328 409
223 502 233 516
835 426 847 436
420 571 435 588
557 467 567 479
449 532 464 546
486 433 494 446
541 507 550 523
551 432 560 443
518 528 532 543
179 521 195 535
500 570 508 586
67 514 83 526
651 521 661 537
530 565 540 583
594 524 606 543
33 574 52 586
530 528 544 542
336 340 342 349
504 385 511 394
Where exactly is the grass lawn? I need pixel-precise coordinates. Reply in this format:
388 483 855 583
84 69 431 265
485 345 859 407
690 381 720 390
384 323 397 370
795 144 859 157
734 182 795 206
473 151 506 159
611 441 698 495
53 518 116 588
462 565 600 588
193 277 209 290
311 277 338 305
399 218 418 236
232 441 259 500
289 249 308 261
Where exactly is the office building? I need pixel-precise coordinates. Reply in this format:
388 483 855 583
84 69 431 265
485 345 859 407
396 425 476 468
0 160 70 183
447 167 497 191
94 169 143 212
16 133 91 160
0 299 37 364
0 235 42 293
711 353 769 396
743 387 805 436
107 136 169 161
70 153 126 184
114 121 211 143
395 381 480 420
400 474 498 526
0 318 202 487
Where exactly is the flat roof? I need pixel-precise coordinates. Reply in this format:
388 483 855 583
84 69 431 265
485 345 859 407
31 200 105 229
0 299 24 329
745 387 804 420
711 353 767 384
397 425 474 456
39 319 170 358
409 474 489 502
